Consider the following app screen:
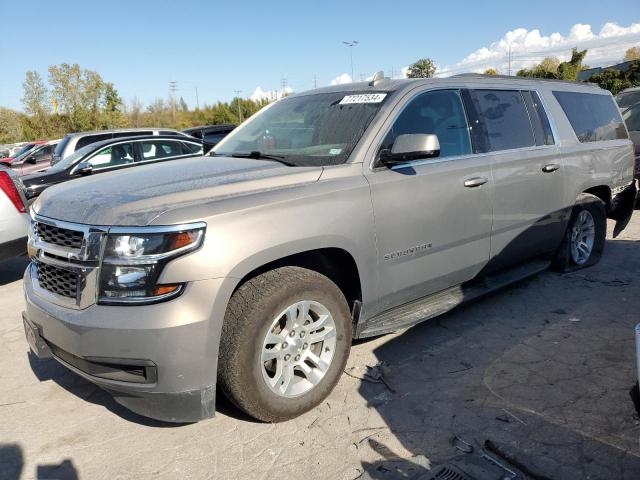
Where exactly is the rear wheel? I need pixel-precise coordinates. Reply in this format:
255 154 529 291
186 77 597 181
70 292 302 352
218 266 352 422
552 193 606 272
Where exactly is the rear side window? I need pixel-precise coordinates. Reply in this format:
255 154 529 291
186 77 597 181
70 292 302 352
466 90 535 152
112 131 153 139
203 132 228 144
553 91 627 142
180 142 203 155
140 140 183 161
76 134 112 150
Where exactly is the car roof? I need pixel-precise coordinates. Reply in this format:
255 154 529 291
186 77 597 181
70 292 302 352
293 74 604 99
64 127 183 138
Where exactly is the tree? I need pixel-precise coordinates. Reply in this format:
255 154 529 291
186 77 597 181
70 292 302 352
21 71 49 118
557 48 587 81
406 58 436 78
0 108 24 143
624 47 640 62
590 60 640 94
484 68 497 75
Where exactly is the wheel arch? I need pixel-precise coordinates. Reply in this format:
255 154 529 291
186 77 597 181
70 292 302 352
582 185 611 211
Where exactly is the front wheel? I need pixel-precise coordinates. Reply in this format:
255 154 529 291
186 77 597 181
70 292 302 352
217 266 352 422
552 193 606 272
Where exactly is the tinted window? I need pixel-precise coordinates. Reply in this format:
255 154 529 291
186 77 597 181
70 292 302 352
112 131 153 139
54 136 71 158
87 143 135 169
381 89 471 159
180 142 204 155
203 132 227 144
468 90 535 152
553 91 627 142
140 140 183 161
531 92 555 145
616 90 640 109
623 104 640 132
76 134 112 150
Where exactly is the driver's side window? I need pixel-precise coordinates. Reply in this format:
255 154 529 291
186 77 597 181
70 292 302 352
87 143 134 170
381 90 472 159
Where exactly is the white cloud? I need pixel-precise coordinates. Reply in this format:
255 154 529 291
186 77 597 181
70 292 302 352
435 22 640 76
250 85 293 102
330 73 352 85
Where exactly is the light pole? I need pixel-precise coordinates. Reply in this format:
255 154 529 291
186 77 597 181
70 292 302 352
342 40 359 81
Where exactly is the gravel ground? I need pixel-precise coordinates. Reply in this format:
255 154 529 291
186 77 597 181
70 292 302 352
1 215 640 480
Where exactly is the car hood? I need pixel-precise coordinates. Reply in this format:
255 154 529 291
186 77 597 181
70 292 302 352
32 156 324 226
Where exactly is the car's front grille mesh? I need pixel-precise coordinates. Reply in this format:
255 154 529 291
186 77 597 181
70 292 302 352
35 262 78 299
35 222 84 249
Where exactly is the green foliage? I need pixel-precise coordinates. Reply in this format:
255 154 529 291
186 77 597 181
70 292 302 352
0 108 25 144
589 60 640 94
406 58 437 78
517 49 587 81
484 68 498 75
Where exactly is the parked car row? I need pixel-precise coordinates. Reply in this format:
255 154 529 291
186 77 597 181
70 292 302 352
616 87 640 181
18 75 637 424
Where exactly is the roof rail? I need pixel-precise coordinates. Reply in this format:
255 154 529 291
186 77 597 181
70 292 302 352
451 73 600 87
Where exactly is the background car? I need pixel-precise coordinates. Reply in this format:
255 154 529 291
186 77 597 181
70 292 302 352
52 127 196 165
622 103 640 180
22 135 204 199
5 139 59 176
616 86 640 110
182 124 235 153
0 167 28 262
0 140 47 165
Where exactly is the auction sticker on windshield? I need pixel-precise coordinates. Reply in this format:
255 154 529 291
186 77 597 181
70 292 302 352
339 93 387 104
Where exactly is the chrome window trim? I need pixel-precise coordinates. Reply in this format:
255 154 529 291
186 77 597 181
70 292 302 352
368 86 563 172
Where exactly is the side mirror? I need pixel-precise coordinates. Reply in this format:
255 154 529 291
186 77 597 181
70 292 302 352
380 134 440 165
72 162 93 175
26 155 37 164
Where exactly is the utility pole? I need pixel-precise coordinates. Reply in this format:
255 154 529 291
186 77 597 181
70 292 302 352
342 40 359 81
280 78 288 98
234 90 242 122
508 43 512 76
169 81 177 119
194 86 200 109
314 75 317 89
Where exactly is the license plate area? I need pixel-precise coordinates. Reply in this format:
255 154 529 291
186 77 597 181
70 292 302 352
22 313 53 359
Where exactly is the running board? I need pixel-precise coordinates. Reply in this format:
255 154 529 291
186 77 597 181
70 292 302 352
358 259 550 338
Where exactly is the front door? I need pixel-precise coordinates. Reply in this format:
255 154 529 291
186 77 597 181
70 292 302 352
365 89 493 314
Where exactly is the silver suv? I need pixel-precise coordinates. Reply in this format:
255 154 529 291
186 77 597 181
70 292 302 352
23 75 636 423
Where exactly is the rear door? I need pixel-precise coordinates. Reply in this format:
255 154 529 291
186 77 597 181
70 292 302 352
365 89 493 310
463 88 565 272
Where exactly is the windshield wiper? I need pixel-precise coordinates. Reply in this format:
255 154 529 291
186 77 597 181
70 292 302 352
229 151 296 166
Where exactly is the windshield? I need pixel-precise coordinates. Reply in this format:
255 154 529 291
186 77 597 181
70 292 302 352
615 90 640 109
46 143 97 173
213 91 389 166
12 143 35 158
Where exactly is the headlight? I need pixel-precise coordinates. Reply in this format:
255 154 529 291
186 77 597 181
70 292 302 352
98 223 205 305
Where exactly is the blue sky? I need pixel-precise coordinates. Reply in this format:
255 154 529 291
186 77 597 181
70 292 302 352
1 0 638 111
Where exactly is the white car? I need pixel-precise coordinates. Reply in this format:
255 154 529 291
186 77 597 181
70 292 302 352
0 167 28 262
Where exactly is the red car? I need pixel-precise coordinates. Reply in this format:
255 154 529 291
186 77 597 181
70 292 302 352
0 140 47 166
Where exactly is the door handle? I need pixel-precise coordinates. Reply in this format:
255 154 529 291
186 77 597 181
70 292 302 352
464 177 488 188
542 163 560 173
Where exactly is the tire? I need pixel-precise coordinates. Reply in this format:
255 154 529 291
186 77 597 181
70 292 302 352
551 193 606 272
218 266 352 422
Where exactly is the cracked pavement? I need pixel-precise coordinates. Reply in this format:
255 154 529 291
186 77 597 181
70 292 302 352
1 215 640 480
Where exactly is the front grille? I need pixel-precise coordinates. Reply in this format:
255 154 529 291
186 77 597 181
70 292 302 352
35 222 84 249
36 262 79 299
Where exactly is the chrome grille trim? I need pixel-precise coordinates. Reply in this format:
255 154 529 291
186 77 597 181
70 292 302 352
28 215 106 310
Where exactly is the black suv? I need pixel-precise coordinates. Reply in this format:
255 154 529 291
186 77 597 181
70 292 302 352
22 135 203 199
182 124 235 152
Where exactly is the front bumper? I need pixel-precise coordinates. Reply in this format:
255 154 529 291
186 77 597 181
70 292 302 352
23 267 227 423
